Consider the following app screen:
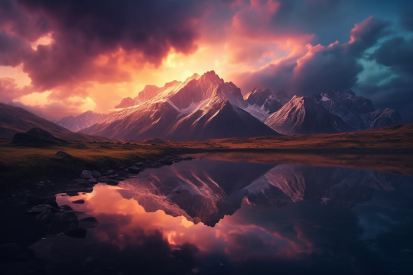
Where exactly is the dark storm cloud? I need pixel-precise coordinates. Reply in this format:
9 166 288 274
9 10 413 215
233 16 391 96
372 37 413 75
400 8 413 32
355 36 413 119
0 0 209 90
0 31 31 66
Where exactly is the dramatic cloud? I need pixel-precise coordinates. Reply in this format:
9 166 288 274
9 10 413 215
232 16 391 96
372 37 413 75
0 0 411 119
0 77 32 102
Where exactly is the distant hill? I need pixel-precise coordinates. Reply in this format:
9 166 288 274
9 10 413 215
0 103 108 141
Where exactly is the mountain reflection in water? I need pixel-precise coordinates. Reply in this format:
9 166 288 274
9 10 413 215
30 156 413 275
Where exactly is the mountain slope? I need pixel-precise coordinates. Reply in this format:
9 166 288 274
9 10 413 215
0 103 106 141
265 96 354 135
244 88 289 122
82 71 279 140
363 108 403 130
166 99 277 140
313 90 403 130
56 110 106 132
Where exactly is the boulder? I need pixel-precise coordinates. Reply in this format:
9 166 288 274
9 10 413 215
117 171 129 178
106 180 119 186
98 176 109 182
36 208 53 222
48 212 78 233
88 178 97 184
128 166 141 174
81 170 93 179
11 127 67 147
60 205 73 211
56 151 74 161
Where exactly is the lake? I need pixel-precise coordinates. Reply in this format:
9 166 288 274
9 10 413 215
28 154 413 275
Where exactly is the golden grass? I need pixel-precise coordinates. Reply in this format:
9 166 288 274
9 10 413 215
1 123 413 188
0 140 165 188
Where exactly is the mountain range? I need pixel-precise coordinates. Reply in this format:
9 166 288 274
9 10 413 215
0 71 404 141
52 71 403 140
0 103 106 141
118 159 403 226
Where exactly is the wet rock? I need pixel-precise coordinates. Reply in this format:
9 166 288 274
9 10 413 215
106 180 119 186
72 199 85 204
88 178 97 184
64 227 87 238
79 217 99 228
27 204 57 214
12 127 67 147
66 184 93 194
117 171 129 178
128 166 141 174
60 205 73 211
66 191 79 196
56 151 74 161
36 208 53 222
48 212 78 233
98 176 109 182
92 170 101 178
81 170 93 179
105 170 115 175
26 195 58 208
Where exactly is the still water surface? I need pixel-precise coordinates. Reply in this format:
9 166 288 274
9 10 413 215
30 155 413 275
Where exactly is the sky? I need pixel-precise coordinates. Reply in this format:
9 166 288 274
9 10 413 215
0 0 412 121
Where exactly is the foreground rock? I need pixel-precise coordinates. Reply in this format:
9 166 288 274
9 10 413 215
12 127 68 147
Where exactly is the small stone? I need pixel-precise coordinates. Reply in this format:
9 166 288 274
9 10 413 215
81 170 93 179
56 151 74 161
105 170 115 175
117 171 129 178
60 205 73 211
72 199 85 204
98 176 109 182
66 191 79 196
128 166 141 174
91 170 101 178
27 204 56 214
106 180 119 186
64 227 87 238
48 212 78 233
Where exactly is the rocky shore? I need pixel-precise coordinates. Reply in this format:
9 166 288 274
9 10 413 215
0 153 194 274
